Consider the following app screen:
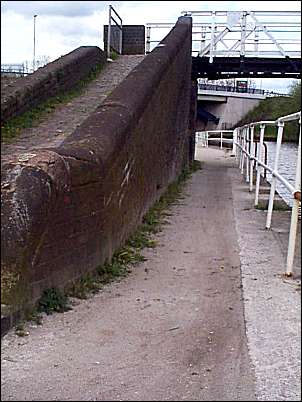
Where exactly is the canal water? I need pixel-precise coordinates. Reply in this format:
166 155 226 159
265 142 299 207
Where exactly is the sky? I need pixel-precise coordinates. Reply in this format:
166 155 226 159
1 0 301 92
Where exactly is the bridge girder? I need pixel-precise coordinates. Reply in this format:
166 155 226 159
192 57 301 80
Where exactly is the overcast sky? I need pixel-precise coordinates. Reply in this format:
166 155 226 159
1 1 301 92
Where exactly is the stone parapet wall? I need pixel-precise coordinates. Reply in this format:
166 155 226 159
1 46 107 124
1 17 193 315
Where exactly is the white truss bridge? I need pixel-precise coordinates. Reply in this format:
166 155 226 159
146 10 301 61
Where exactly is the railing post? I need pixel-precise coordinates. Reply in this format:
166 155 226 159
210 12 216 63
285 119 301 276
240 11 247 57
241 128 245 174
239 129 244 169
220 131 223 149
232 129 237 156
249 125 255 191
200 25 206 53
255 124 265 206
246 126 250 183
119 18 123 54
107 5 112 59
146 26 151 53
254 25 259 57
266 120 284 229
214 25 218 55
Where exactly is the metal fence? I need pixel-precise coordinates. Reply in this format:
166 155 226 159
107 5 123 60
146 11 301 59
1 64 28 76
264 90 290 97
196 130 234 149
234 112 301 276
196 112 301 277
198 83 265 95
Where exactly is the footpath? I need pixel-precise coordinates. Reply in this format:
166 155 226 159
1 146 300 401
1 55 145 163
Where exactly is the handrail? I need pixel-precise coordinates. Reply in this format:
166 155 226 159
234 111 301 276
196 130 234 150
196 112 301 277
146 10 301 58
107 5 123 60
198 83 265 95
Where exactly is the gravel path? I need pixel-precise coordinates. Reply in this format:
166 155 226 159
1 148 255 401
1 55 145 163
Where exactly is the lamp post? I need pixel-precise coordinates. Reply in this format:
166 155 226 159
33 14 38 72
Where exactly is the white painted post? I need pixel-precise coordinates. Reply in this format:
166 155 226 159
220 131 223 149
266 121 284 229
241 129 245 174
285 120 301 276
232 129 237 156
249 125 254 191
255 124 265 206
240 11 247 57
240 128 245 169
254 25 259 57
210 12 216 63
201 25 206 53
246 126 250 183
241 129 245 171
146 26 151 53
237 130 241 165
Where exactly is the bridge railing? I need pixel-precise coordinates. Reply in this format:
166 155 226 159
181 10 301 60
198 83 265 95
107 5 123 60
196 130 234 149
146 11 301 60
234 111 301 276
1 63 27 77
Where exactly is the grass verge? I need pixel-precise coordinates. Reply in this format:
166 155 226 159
254 202 291 211
1 63 105 143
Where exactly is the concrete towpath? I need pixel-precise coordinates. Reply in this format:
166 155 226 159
1 147 300 401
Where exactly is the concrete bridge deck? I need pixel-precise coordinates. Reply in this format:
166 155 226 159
2 147 300 401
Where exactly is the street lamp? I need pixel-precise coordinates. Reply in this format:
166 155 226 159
33 14 38 72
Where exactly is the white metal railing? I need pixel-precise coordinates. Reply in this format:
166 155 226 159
234 111 301 276
196 130 234 150
196 114 301 276
146 11 301 60
107 5 123 60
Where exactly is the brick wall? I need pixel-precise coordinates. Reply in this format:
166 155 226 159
1 46 107 124
1 17 193 313
104 25 145 55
